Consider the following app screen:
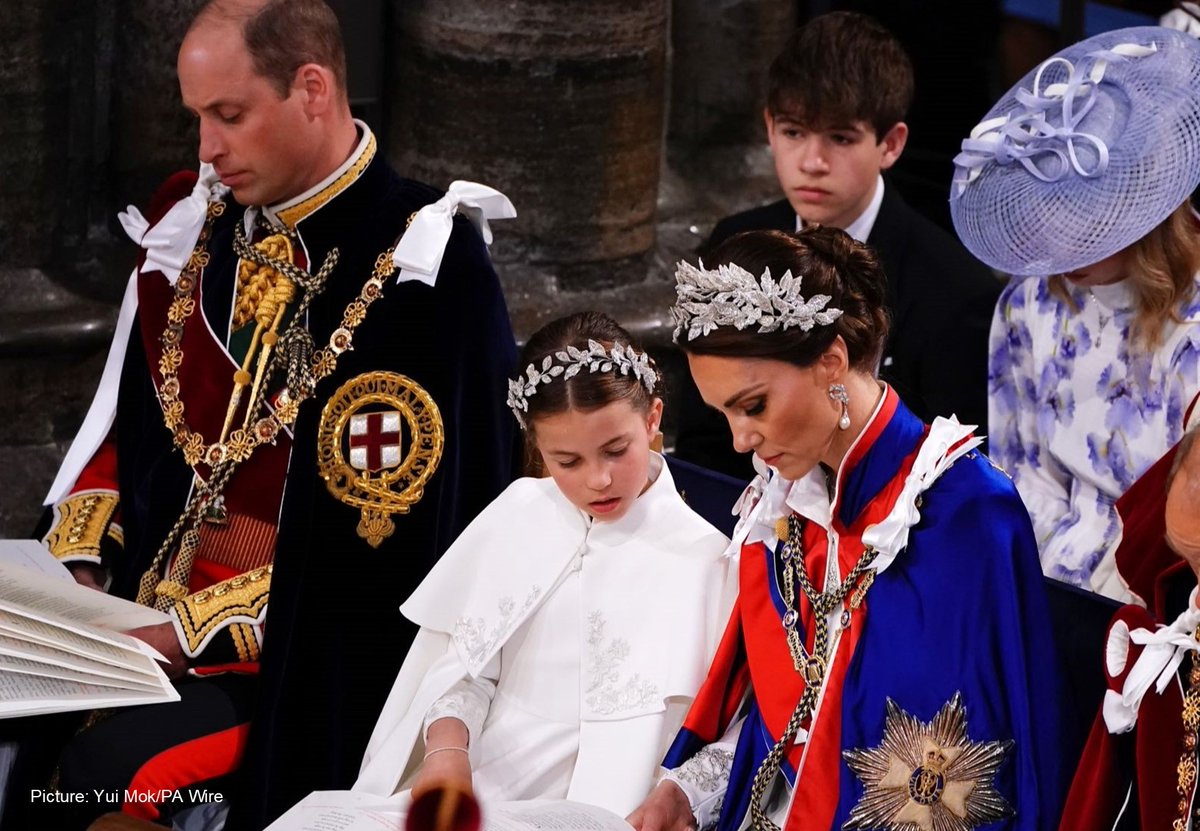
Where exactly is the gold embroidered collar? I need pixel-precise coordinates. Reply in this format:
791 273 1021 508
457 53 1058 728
268 120 378 230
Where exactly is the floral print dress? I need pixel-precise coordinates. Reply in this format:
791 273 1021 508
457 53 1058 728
988 274 1200 600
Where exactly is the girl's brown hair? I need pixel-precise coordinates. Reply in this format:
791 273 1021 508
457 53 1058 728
519 311 658 430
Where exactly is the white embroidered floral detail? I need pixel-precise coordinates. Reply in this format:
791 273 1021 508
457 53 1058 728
675 747 735 794
584 610 660 715
453 587 541 671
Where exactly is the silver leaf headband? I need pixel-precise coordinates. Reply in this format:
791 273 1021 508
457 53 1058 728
671 259 843 343
505 339 659 429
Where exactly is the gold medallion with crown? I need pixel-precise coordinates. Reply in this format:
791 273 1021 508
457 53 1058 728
317 372 444 547
842 693 1014 831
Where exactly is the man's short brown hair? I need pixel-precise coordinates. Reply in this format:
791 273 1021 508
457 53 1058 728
766 11 913 139
196 0 348 99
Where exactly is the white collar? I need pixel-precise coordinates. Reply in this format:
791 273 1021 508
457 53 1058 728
782 381 891 531
1086 278 1136 312
726 387 981 578
793 175 885 243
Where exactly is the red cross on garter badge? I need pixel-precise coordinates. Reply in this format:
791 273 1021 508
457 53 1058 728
317 372 444 547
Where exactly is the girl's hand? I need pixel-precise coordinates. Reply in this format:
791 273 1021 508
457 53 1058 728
627 780 696 831
411 747 473 800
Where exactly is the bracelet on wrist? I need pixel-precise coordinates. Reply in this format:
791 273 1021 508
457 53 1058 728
423 745 469 760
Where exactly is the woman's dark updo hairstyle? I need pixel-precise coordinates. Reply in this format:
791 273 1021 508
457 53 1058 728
687 227 890 372
518 311 658 430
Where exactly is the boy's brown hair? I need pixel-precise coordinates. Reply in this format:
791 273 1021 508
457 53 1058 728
766 11 913 139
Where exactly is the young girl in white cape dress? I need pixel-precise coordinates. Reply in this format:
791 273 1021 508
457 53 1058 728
349 312 736 817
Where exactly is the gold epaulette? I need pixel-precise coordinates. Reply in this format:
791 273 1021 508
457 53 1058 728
173 565 271 657
43 491 121 561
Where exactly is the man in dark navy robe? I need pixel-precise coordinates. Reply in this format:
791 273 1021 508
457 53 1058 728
1 2 517 828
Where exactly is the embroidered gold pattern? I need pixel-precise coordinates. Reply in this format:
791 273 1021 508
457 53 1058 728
1173 630 1200 831
317 373 444 547
843 694 1014 831
173 565 272 655
228 622 260 663
44 491 120 560
276 132 377 228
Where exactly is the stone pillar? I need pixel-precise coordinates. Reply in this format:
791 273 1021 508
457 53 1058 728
0 1 124 538
386 0 669 289
668 0 796 154
0 1 95 267
109 0 201 212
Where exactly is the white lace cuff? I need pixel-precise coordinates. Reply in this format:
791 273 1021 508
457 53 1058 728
422 653 499 744
662 744 736 830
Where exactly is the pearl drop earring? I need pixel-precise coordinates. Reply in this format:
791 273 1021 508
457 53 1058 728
828 383 850 430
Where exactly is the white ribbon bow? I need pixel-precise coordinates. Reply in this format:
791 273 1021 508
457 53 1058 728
116 163 226 284
392 180 517 287
861 417 982 574
1103 600 1200 734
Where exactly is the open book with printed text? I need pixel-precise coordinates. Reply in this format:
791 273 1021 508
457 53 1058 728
0 541 179 718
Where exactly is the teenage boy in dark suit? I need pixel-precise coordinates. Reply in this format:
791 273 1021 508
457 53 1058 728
675 12 1000 480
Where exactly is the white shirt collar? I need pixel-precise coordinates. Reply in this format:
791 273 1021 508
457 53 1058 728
793 174 885 243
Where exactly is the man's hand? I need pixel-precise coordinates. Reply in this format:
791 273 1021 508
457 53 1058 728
67 562 108 592
126 622 189 680
627 780 696 831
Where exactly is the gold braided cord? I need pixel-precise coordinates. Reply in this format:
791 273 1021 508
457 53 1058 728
135 202 396 611
1174 628 1200 831
747 514 876 831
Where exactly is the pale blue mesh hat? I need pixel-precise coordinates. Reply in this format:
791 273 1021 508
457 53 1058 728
950 26 1200 276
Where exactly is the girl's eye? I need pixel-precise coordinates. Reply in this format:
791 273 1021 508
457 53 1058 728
556 458 580 469
744 399 765 417
605 446 629 459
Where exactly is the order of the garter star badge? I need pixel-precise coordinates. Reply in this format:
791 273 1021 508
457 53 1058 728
842 693 1013 831
317 372 444 547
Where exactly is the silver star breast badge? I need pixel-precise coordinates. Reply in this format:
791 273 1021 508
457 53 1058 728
842 693 1014 831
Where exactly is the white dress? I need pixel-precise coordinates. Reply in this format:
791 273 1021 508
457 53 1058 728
354 455 735 816
989 274 1200 600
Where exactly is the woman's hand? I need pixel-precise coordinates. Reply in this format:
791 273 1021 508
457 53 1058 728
627 780 696 831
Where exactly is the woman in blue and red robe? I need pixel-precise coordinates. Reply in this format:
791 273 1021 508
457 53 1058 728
629 228 1068 831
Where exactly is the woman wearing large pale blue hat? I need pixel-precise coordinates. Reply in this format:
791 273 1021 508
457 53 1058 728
951 26 1200 602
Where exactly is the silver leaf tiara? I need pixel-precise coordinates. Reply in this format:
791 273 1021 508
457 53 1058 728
671 259 843 343
505 339 659 429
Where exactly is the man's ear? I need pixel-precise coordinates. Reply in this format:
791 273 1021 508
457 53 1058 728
877 122 908 170
295 63 335 116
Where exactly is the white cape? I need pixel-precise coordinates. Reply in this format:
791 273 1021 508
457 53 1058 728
355 458 734 815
